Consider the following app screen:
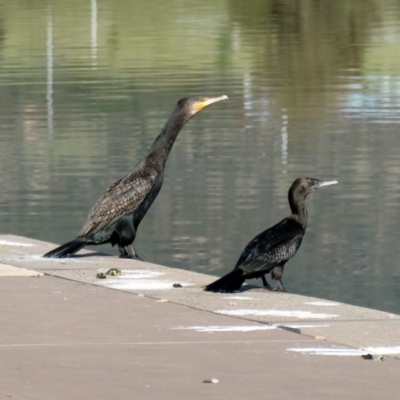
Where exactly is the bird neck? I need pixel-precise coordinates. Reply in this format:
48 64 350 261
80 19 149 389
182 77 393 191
147 108 192 166
288 190 308 229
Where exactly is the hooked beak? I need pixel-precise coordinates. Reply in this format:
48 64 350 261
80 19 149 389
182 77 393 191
314 180 338 189
198 95 228 111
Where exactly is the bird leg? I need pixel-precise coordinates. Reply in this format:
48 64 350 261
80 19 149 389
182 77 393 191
261 275 274 290
119 244 143 261
118 246 128 257
273 279 287 292
271 266 287 292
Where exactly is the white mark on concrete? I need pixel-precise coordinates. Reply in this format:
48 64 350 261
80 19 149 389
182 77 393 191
288 347 365 356
278 324 330 329
8 254 113 264
116 270 164 279
223 296 254 300
174 325 276 332
304 301 340 306
363 346 400 355
215 309 338 319
288 346 400 356
0 240 35 247
102 279 175 290
98 269 192 290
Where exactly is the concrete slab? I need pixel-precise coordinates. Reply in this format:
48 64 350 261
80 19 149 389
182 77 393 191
0 262 43 277
0 275 399 400
0 234 400 399
1 341 399 400
32 267 400 349
0 234 122 271
1 235 400 349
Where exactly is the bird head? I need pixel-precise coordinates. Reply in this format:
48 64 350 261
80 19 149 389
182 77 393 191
291 177 338 198
176 95 228 117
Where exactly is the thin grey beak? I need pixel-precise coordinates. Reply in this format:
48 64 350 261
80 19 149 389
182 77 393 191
314 180 338 189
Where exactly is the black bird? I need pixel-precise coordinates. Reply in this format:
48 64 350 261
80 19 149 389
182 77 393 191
204 177 338 293
43 95 228 259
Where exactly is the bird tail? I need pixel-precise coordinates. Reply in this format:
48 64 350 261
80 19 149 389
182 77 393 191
204 269 245 293
43 239 86 258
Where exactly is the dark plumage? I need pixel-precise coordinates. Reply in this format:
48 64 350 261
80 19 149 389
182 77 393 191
43 95 228 259
204 177 338 293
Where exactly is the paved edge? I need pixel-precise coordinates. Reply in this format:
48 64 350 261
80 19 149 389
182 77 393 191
1 233 400 356
0 262 44 277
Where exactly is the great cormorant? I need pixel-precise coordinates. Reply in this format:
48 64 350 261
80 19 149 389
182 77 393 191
43 95 228 259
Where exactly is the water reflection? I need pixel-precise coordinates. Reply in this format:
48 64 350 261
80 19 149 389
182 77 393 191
46 6 53 138
0 0 400 314
280 108 288 172
91 0 97 69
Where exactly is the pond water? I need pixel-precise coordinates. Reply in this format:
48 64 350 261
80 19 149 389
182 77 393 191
1 0 400 314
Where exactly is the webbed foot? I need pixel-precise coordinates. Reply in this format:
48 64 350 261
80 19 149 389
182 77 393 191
119 245 143 261
273 279 287 292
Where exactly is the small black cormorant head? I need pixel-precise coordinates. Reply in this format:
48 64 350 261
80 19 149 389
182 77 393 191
290 177 338 198
288 178 337 220
176 95 228 117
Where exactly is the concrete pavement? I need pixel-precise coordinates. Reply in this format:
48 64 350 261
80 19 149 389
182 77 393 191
0 234 399 399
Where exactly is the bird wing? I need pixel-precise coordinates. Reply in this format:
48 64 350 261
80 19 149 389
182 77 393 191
78 165 159 237
235 218 304 274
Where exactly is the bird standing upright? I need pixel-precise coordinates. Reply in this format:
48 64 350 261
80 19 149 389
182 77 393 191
44 95 228 259
204 177 338 293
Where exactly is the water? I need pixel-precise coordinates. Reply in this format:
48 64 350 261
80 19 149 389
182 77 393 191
1 0 400 314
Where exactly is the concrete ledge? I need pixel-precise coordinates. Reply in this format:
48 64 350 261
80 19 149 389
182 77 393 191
0 234 399 399
1 234 399 351
0 262 44 277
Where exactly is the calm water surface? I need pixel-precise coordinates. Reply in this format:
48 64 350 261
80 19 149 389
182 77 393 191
1 0 400 314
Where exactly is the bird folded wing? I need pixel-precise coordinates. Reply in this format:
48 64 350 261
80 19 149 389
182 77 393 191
236 219 304 273
77 169 158 237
